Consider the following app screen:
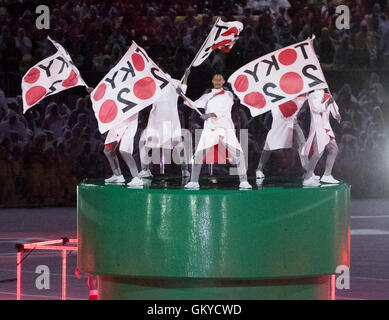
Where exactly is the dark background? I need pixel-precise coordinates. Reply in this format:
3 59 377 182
0 0 389 207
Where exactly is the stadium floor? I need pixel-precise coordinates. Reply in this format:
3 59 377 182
0 200 388 300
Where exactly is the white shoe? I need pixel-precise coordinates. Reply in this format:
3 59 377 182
256 178 264 186
320 175 340 184
303 177 321 187
256 169 265 179
184 182 200 189
138 169 153 178
127 177 144 188
104 175 125 184
182 169 191 177
313 174 320 180
239 181 252 189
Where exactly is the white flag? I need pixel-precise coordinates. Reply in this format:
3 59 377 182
22 37 88 113
91 41 172 134
228 37 328 117
191 18 243 67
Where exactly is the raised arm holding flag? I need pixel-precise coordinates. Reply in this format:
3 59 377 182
176 17 244 114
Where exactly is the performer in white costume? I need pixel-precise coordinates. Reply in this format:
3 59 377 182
302 89 341 187
139 67 191 178
103 113 143 187
256 94 308 179
184 74 252 189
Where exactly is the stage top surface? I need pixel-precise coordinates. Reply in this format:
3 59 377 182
80 176 349 193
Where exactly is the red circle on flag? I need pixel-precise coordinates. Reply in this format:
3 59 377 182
243 92 266 109
26 86 46 106
234 75 249 92
278 49 297 66
279 72 303 94
99 100 118 123
93 83 107 101
62 70 79 88
132 53 145 71
24 68 40 84
221 27 239 36
279 100 298 118
133 77 156 100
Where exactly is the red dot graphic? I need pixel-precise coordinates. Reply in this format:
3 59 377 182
133 77 156 100
234 75 249 92
279 100 298 118
25 86 46 106
221 27 239 36
279 72 303 94
24 68 40 84
99 100 118 123
212 39 232 51
62 70 79 88
278 49 297 66
132 53 145 72
93 83 107 101
243 92 266 109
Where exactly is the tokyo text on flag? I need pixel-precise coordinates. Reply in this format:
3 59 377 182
191 18 243 67
228 37 328 117
22 37 88 113
91 41 173 133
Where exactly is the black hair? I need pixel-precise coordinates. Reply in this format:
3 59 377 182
212 73 225 80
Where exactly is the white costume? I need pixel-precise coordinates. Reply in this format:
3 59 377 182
143 78 187 149
302 90 338 157
105 113 138 153
256 95 307 179
194 88 243 153
265 95 307 151
139 78 191 178
104 113 143 186
302 90 340 186
185 87 251 189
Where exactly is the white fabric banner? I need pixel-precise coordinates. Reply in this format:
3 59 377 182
91 41 172 133
192 18 243 67
228 37 328 117
22 37 88 113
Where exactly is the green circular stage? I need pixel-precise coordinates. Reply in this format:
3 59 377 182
77 177 350 300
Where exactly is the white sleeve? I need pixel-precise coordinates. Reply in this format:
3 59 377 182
171 78 188 95
194 93 211 110
308 93 326 113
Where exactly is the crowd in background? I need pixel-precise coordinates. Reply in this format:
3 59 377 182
2 0 389 78
0 0 389 206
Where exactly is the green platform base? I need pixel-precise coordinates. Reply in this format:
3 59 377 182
97 276 331 300
77 177 350 300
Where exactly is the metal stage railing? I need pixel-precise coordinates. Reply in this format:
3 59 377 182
15 238 78 300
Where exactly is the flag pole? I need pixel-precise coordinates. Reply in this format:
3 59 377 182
180 17 221 82
137 42 204 116
178 92 203 115
190 17 221 67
